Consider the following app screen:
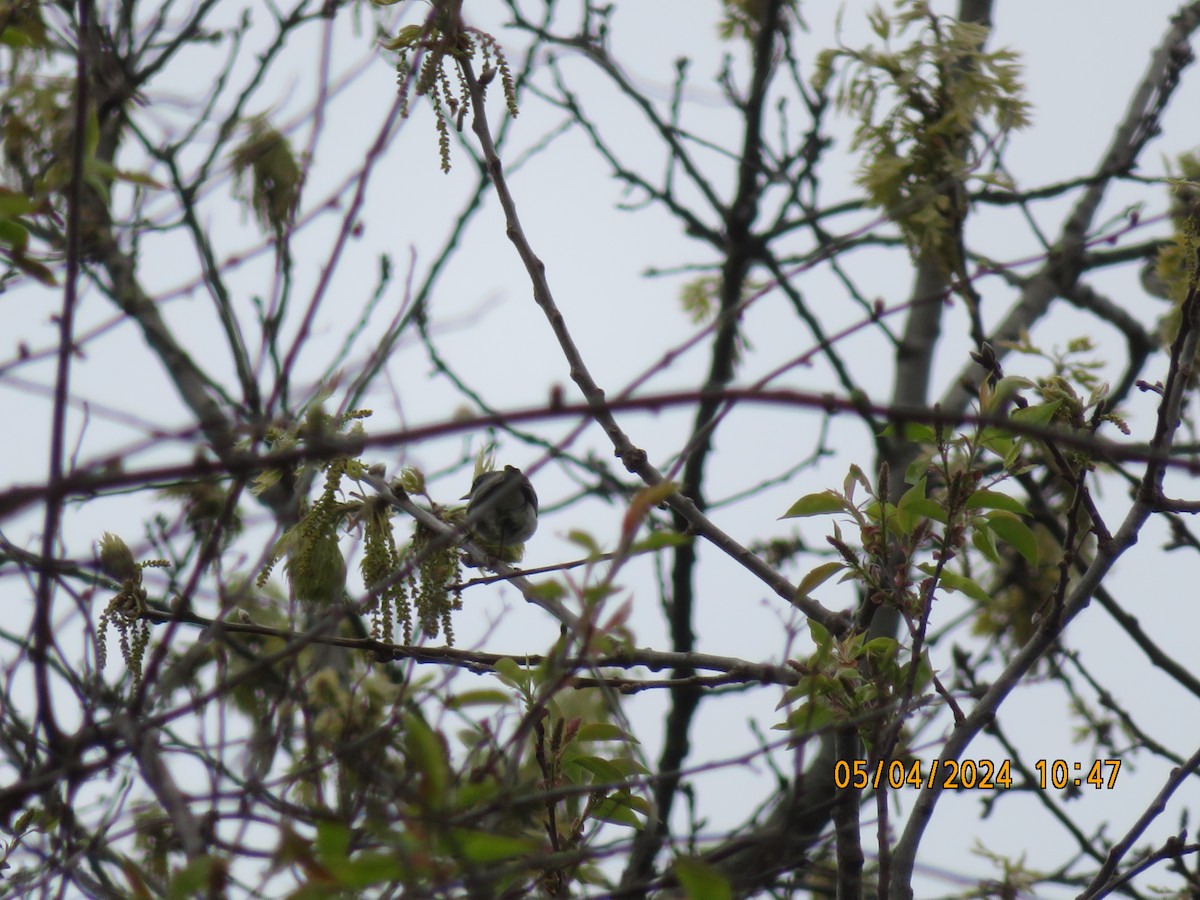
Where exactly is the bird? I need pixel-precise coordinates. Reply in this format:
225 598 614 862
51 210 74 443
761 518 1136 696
461 465 538 558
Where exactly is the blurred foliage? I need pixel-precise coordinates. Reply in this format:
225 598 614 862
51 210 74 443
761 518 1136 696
1150 152 1200 349
378 0 517 172
716 0 802 42
814 0 1030 270
230 117 302 246
96 532 170 695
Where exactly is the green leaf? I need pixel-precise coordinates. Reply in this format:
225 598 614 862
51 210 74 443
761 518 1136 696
903 498 948 523
904 453 932 486
897 477 927 509
1 27 35 48
0 218 29 250
9 253 59 286
630 530 692 553
571 758 628 787
114 168 166 189
984 512 1039 565
604 756 651 777
966 489 1029 516
978 427 1017 463
0 188 36 216
167 855 224 900
971 523 1001 564
84 107 100 158
864 500 894 523
315 821 351 863
901 652 934 693
674 856 733 900
1011 400 1062 429
445 689 511 709
582 583 620 605
985 375 1034 411
332 852 406 887
457 778 500 810
797 561 844 599
86 159 120 191
572 755 624 783
777 683 803 710
808 618 831 649
380 24 422 49
862 636 899 668
867 6 891 40
835 665 861 685
404 712 449 807
781 490 846 519
916 563 990 604
528 580 567 602
1002 441 1024 471
493 657 529 690
844 464 871 501
884 505 917 537
786 701 837 736
449 830 537 863
592 792 645 827
879 421 938 444
566 529 602 555
576 722 633 743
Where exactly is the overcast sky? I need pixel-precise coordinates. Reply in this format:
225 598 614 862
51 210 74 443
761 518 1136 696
4 2 1200 896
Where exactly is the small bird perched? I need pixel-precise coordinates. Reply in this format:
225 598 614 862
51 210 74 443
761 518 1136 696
461 465 538 559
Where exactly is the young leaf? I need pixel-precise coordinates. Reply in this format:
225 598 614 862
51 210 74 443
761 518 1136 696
493 657 529 690
984 512 1039 565
449 830 537 863
573 755 624 783
845 464 872 501
796 561 845 599
674 856 733 900
0 218 29 250
1011 400 1062 429
808 618 831 649
592 792 645 827
623 481 678 541
916 563 990 604
898 476 928 509
445 689 511 710
781 490 846 519
786 700 837 736
576 722 633 743
879 421 938 444
966 489 1029 516
971 523 1001 564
